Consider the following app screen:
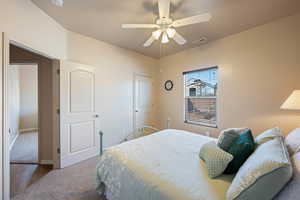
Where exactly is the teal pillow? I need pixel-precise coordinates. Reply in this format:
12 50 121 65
217 128 249 151
225 130 255 174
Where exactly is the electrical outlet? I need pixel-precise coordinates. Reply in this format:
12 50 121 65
166 118 171 129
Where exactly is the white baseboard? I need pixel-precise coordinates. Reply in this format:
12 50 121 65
19 128 38 133
40 160 53 165
9 132 19 151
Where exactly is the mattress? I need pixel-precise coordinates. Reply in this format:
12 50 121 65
96 129 234 200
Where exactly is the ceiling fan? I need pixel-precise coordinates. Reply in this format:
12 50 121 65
122 0 211 47
51 0 64 7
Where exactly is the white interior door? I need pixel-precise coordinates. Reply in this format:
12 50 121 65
134 74 154 137
60 61 100 168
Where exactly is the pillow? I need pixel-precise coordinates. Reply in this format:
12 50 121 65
225 129 255 174
199 141 234 178
227 137 292 200
255 127 283 145
285 128 300 156
217 128 249 151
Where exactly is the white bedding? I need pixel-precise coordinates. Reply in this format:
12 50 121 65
96 129 234 200
274 152 300 200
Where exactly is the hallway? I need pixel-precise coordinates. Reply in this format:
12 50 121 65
10 131 38 163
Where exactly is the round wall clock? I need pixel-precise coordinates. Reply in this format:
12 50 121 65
164 80 173 91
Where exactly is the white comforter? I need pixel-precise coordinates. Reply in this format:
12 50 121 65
96 129 234 200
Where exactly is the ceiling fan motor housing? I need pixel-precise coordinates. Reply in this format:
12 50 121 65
156 18 173 29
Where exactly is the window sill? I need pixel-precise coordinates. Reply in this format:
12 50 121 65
184 120 218 128
185 96 217 99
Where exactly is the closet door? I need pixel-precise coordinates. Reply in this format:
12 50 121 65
60 61 100 168
133 74 154 138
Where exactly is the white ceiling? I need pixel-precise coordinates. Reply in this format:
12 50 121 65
31 0 300 58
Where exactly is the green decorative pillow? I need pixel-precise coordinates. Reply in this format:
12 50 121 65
217 128 249 151
225 130 255 174
199 141 234 178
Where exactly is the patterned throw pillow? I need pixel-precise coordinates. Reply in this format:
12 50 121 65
199 141 234 178
217 128 249 151
225 129 255 174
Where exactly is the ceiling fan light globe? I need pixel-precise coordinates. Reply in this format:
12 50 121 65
51 0 64 7
152 30 162 40
161 32 169 43
166 28 176 38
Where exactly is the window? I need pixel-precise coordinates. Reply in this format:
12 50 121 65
184 67 218 127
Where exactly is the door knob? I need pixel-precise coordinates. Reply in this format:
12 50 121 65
94 114 99 118
135 110 138 113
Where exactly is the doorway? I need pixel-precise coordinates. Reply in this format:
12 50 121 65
133 74 155 138
2 36 100 199
6 43 60 198
9 64 39 165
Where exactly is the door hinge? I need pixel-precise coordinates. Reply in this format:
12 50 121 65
57 148 61 154
56 108 60 114
57 69 60 75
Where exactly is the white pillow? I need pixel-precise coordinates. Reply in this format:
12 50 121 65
255 127 283 145
285 128 300 156
227 137 292 200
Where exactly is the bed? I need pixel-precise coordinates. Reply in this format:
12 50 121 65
96 129 234 200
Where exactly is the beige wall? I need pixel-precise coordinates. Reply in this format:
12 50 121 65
8 66 20 146
8 65 38 146
0 0 67 59
18 65 38 131
158 13 300 137
67 32 159 147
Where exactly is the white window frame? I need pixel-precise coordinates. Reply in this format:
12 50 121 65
183 66 218 128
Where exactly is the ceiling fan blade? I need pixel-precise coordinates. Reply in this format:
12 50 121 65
173 32 186 45
172 13 211 28
158 0 170 19
122 24 159 29
143 36 156 47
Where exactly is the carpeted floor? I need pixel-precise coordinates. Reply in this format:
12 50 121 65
10 131 38 163
12 157 105 200
10 164 52 197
